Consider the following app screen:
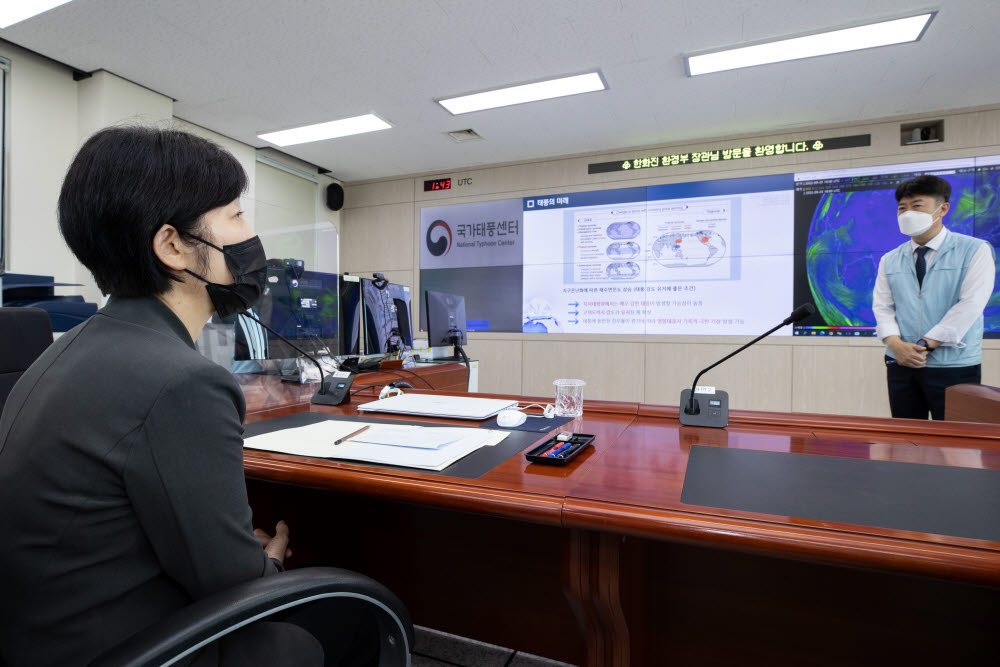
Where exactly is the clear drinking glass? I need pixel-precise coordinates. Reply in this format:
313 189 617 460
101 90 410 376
553 379 586 417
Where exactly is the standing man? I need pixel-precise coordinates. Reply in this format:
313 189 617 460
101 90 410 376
873 175 996 420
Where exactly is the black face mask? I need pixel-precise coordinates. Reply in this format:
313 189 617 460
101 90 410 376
183 234 268 318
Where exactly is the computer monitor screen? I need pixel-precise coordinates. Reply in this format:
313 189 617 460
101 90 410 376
363 279 414 354
425 289 467 347
340 275 364 355
235 265 339 360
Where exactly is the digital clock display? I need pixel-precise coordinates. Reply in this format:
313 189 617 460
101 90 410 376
424 178 452 191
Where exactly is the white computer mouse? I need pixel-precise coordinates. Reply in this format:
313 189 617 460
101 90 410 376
497 409 527 428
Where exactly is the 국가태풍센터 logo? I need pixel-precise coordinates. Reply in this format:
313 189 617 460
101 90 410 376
426 219 452 256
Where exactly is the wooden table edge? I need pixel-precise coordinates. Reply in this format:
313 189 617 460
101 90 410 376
637 403 1000 440
561 497 1000 587
244 455 565 526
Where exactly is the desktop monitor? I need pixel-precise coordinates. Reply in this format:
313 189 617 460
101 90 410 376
234 263 339 360
339 274 364 356
424 289 467 347
363 279 414 354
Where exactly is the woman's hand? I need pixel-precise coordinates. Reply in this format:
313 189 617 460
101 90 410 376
254 520 292 563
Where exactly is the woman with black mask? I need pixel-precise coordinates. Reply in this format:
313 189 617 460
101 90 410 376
0 127 335 666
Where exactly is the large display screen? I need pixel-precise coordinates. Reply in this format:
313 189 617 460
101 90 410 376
418 154 1000 338
793 155 1000 337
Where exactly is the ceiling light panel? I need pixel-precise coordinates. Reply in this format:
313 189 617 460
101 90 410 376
686 12 935 76
258 114 391 146
438 72 607 115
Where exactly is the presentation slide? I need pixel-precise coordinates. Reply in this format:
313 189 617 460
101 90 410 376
521 175 795 336
417 154 999 339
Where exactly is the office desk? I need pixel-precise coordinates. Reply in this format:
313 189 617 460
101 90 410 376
235 363 469 420
238 378 999 666
566 405 999 665
946 382 1000 423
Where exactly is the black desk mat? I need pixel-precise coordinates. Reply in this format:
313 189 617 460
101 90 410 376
680 445 1000 542
243 412 547 480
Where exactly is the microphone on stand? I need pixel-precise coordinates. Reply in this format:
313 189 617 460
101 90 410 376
679 303 816 428
240 309 346 406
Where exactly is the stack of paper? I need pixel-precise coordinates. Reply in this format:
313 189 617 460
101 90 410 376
357 394 518 420
243 421 508 471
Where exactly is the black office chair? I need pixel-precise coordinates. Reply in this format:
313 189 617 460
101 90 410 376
90 567 414 667
0 307 54 412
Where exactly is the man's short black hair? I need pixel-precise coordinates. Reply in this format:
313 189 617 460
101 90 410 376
895 174 951 204
59 125 248 297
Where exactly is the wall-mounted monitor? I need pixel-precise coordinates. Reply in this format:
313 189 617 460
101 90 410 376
418 153 1000 339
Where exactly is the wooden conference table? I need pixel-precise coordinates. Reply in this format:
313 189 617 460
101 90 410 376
238 366 999 666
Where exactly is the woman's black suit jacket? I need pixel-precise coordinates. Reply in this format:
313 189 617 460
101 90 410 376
0 296 281 666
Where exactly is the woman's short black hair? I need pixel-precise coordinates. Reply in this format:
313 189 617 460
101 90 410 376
59 125 248 297
895 174 951 204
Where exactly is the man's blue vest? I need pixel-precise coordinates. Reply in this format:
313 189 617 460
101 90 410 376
883 230 994 367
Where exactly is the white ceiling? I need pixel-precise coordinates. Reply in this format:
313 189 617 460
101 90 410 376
3 0 1000 182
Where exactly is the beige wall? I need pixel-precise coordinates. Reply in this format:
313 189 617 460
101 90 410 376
0 41 79 285
341 105 1000 416
75 70 174 304
0 45 338 306
0 49 180 303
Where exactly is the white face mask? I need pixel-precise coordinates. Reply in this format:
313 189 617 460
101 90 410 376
897 204 942 237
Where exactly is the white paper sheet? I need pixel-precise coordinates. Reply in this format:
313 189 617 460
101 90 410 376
351 425 494 449
243 420 509 471
242 421 379 458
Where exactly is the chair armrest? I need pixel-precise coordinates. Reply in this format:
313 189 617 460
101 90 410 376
90 567 413 667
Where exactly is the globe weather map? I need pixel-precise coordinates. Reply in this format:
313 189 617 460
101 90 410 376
799 165 999 337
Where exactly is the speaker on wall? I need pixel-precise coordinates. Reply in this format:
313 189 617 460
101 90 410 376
326 183 345 211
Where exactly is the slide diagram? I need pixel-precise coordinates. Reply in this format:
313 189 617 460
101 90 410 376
650 229 727 268
522 296 562 333
606 261 641 279
572 210 647 282
645 200 733 281
607 241 640 259
606 220 641 239
568 203 734 283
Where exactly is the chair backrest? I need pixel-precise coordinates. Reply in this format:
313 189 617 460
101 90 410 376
0 307 54 412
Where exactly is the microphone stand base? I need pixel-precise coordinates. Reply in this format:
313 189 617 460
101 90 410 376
311 391 346 406
310 376 354 406
679 389 729 428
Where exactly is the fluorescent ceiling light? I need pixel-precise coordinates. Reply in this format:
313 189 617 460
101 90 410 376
0 0 73 28
685 12 935 76
438 72 606 114
258 114 391 146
